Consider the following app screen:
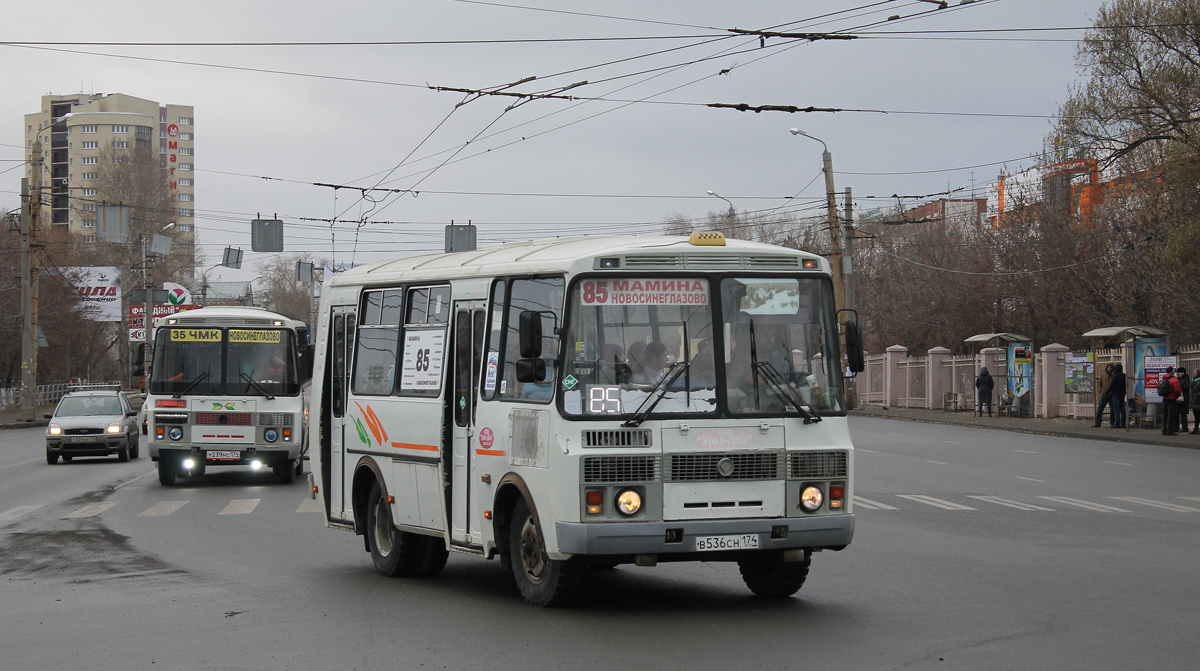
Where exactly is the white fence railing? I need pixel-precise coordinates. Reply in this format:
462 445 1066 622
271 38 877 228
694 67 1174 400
0 381 125 411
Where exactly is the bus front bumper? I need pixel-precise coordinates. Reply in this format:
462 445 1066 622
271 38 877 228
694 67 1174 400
555 514 854 557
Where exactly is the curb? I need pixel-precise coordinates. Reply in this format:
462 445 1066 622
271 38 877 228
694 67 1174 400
0 421 49 430
850 408 1199 451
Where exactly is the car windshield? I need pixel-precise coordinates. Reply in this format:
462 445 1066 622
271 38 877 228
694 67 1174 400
561 278 718 417
56 395 122 417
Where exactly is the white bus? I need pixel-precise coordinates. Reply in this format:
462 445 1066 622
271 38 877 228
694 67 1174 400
146 306 313 486
310 233 862 606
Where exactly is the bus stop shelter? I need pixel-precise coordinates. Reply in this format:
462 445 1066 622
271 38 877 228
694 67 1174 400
964 333 1034 416
1081 326 1168 428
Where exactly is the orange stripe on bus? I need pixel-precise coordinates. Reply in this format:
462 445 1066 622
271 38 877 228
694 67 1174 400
390 442 439 452
475 449 507 456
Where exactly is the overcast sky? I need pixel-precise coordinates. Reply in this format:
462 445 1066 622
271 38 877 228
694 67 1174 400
0 0 1106 281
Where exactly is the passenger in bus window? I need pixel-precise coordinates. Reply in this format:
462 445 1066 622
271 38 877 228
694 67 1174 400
633 342 669 384
627 341 648 382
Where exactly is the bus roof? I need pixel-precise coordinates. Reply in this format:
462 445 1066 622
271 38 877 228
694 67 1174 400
160 305 305 328
329 235 827 287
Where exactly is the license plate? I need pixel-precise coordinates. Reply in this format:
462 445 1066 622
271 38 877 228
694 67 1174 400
695 534 760 551
207 450 241 460
69 436 98 443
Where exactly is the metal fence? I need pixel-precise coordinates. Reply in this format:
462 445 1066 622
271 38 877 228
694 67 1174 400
0 381 125 411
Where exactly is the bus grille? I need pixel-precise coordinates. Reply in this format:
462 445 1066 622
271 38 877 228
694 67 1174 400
583 456 660 483
193 412 253 426
668 452 782 482
257 412 293 426
581 429 652 448
789 451 848 479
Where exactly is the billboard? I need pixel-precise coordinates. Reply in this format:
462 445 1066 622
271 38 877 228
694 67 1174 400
1006 342 1033 400
68 266 123 322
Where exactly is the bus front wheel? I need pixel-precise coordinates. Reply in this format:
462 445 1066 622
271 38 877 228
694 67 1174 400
508 497 581 607
366 482 422 577
158 461 177 486
737 550 811 598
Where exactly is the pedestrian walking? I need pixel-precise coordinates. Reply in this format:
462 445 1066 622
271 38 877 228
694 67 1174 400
1161 369 1182 435
1093 363 1115 427
975 367 994 417
1177 367 1192 434
1190 368 1200 435
1105 363 1127 428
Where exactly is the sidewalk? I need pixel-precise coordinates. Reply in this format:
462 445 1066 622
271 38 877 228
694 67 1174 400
852 404 1200 450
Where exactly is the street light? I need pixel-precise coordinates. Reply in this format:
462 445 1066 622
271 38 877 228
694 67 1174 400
788 128 844 313
141 222 176 386
706 190 736 225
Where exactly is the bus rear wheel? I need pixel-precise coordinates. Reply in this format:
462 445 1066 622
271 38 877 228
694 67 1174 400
508 497 581 607
737 550 811 598
366 482 422 577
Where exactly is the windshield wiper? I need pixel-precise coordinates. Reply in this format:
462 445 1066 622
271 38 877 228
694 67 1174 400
172 372 209 399
753 361 821 424
240 372 276 400
622 362 688 428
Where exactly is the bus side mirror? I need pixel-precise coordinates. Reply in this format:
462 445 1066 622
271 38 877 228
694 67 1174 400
845 320 865 374
516 358 547 383
519 311 542 358
301 345 315 381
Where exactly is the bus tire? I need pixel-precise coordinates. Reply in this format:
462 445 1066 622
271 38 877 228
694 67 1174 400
276 461 296 484
415 536 449 577
158 461 177 486
293 458 304 476
508 497 581 607
366 482 422 577
737 550 810 598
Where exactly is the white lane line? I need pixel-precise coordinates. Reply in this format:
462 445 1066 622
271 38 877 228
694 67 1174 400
114 470 157 491
1014 450 1037 454
896 495 976 511
1180 497 1200 502
1103 461 1133 466
62 501 118 519
945 441 964 445
138 501 189 517
0 505 44 522
1110 497 1200 513
1015 476 1044 482
858 449 876 453
296 498 323 513
0 457 42 472
967 496 1054 511
1038 496 1130 513
853 496 897 510
889 433 905 437
925 460 948 465
219 498 261 515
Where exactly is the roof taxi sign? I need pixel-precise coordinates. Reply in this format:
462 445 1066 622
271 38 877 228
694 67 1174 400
579 278 708 306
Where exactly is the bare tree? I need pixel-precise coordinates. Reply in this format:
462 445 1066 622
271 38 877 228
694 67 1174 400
255 254 328 322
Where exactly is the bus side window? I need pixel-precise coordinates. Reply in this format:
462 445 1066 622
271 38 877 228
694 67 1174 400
499 277 564 403
352 290 402 396
480 280 507 401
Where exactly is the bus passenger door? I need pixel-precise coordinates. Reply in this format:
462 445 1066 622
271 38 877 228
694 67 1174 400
327 307 356 520
449 301 486 545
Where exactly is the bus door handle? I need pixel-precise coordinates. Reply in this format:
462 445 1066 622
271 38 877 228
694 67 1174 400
466 427 475 437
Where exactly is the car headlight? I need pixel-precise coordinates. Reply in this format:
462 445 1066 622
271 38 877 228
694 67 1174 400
48 423 62 436
106 423 122 434
264 428 278 442
800 485 824 513
615 489 642 516
168 426 184 441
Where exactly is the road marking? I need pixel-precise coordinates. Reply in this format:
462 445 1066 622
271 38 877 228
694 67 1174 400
0 457 42 472
1014 450 1037 454
889 433 905 437
896 495 976 511
0 505 44 522
296 498 323 513
925 460 948 465
853 496 897 510
62 501 118 519
1103 461 1133 466
967 496 1054 511
138 501 189 517
1110 497 1200 513
1180 497 1200 503
219 499 261 515
114 470 157 490
1015 476 1044 482
1038 496 1130 513
858 449 876 453
945 441 964 445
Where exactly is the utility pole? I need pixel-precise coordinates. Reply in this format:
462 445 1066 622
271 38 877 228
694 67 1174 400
821 148 846 313
143 241 154 390
20 141 43 421
843 186 857 409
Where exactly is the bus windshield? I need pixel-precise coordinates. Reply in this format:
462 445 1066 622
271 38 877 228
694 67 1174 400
150 327 300 397
560 275 844 419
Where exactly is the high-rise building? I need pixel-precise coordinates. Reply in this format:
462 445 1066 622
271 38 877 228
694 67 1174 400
23 92 195 268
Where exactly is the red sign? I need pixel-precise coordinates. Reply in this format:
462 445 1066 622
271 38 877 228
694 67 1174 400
478 427 494 450
127 304 199 329
167 124 179 137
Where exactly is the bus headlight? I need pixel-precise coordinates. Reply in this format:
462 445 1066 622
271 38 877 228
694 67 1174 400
264 428 278 443
106 423 122 434
800 485 824 512
615 489 642 516
168 426 184 441
48 424 62 435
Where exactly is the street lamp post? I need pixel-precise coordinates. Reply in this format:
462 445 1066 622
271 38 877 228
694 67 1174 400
142 222 175 388
706 190 736 228
789 128 846 314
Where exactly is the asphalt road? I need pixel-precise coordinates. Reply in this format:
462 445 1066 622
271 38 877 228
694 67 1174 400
2 418 1198 670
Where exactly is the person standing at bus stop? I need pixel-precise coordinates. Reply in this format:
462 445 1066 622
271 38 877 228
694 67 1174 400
975 367 994 417
1093 363 1115 427
1161 369 1182 435
1104 363 1127 428
1176 367 1191 434
1189 368 1200 435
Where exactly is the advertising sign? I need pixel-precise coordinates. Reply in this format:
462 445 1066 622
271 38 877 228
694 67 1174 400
127 304 199 341
163 282 191 306
69 266 123 322
1144 355 1179 404
1006 342 1033 400
1064 352 1095 394
1133 338 1169 403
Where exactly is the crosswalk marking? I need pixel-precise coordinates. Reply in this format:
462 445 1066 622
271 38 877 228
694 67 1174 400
967 496 1054 511
896 495 976 511
296 498 323 513
1110 497 1200 513
219 499 261 515
138 501 189 517
62 501 118 519
853 496 897 510
0 505 44 523
1015 476 1044 482
1038 496 1130 513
